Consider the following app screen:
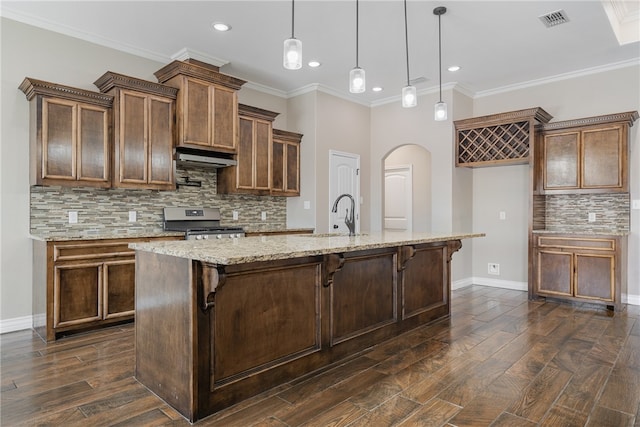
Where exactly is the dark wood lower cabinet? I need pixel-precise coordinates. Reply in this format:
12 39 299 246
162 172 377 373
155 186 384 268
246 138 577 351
33 236 181 342
533 234 625 310
134 240 462 422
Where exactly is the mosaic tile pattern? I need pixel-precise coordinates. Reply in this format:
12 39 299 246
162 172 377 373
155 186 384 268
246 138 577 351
544 193 629 233
30 165 286 238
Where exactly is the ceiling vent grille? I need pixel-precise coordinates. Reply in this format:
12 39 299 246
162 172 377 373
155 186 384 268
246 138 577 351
539 9 570 27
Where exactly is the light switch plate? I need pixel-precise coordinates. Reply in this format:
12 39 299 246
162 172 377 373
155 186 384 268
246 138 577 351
232 210 238 220
632 200 640 210
304 201 310 210
128 211 136 222
68 211 78 224
499 211 506 220
588 212 596 222
261 212 267 221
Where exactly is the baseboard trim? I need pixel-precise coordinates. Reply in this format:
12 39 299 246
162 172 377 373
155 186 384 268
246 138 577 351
0 315 32 334
452 277 527 292
624 293 640 306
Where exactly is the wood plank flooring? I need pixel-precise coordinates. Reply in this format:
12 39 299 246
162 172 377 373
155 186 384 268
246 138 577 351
2 285 639 426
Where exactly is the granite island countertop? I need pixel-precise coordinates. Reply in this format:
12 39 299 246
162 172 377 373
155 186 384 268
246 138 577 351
130 231 485 265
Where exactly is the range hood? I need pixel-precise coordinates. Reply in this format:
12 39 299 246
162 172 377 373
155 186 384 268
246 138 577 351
176 150 236 169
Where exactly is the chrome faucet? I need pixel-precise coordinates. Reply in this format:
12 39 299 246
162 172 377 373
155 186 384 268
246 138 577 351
331 193 356 236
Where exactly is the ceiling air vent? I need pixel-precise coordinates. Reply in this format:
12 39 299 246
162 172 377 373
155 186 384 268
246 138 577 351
539 9 570 28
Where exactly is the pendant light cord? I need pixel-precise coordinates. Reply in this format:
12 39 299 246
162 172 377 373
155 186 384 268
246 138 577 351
291 0 295 38
438 12 442 102
356 0 359 67
404 0 410 86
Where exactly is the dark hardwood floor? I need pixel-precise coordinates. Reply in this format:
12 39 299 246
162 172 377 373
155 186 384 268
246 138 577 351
2 285 639 426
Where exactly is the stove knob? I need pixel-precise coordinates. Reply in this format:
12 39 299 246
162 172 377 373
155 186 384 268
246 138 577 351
229 234 236 238
203 235 209 240
195 235 203 240
216 234 223 239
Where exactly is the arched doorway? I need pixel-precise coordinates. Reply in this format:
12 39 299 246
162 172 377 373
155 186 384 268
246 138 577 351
383 145 432 232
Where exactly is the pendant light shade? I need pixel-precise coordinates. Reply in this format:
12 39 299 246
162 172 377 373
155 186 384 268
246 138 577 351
402 0 416 108
283 38 302 70
350 67 366 93
402 85 417 108
283 0 302 70
434 6 447 120
349 0 365 93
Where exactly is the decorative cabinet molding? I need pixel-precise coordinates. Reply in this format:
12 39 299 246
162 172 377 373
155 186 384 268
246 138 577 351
155 60 245 154
94 71 178 190
218 104 279 195
272 129 302 196
19 78 113 188
537 111 638 194
454 107 552 167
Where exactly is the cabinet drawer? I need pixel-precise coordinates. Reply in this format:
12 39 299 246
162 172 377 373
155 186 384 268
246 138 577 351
537 236 615 251
54 242 133 262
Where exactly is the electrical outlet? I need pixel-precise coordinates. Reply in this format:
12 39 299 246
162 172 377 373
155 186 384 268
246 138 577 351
128 211 137 222
488 263 500 275
68 211 78 224
499 211 506 220
588 212 596 222
304 201 310 210
232 210 238 220
632 200 640 210
261 211 267 221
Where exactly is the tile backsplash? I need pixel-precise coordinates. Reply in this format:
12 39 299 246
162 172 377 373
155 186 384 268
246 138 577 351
30 165 286 237
544 193 629 233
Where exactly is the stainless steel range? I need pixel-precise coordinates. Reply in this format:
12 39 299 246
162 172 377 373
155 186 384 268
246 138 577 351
163 207 244 240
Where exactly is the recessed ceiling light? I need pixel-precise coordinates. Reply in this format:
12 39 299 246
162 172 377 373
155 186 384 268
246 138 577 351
372 86 383 92
212 22 231 32
448 65 460 72
308 60 321 68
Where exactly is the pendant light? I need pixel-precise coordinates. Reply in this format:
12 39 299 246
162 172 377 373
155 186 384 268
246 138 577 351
434 6 447 120
349 0 365 93
402 0 416 108
283 0 302 70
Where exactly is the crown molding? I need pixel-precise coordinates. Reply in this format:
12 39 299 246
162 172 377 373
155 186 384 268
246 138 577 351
475 58 640 98
242 81 288 98
170 48 228 68
1 9 169 64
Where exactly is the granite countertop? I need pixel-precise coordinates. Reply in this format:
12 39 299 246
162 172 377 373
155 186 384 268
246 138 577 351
130 231 485 265
30 230 185 242
532 229 630 237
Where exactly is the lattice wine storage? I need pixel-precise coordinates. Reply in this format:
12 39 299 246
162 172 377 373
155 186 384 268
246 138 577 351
454 107 552 167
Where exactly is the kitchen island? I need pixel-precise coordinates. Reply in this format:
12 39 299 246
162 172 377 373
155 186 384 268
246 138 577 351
131 231 482 422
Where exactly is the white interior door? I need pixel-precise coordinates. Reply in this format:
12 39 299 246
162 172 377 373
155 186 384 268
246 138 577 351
384 165 412 231
329 150 360 234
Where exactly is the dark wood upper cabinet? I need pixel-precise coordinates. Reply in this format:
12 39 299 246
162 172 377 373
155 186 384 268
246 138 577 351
20 78 113 188
218 104 279 195
539 111 638 193
272 128 303 196
94 72 178 190
154 60 245 154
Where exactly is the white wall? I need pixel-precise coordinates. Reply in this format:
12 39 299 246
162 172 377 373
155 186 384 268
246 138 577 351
471 65 640 300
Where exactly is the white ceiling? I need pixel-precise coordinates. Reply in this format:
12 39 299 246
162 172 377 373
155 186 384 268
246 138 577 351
2 1 639 105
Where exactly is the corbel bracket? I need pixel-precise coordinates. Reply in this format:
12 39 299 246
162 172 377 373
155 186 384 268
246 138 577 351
324 253 345 288
446 240 462 263
398 245 416 271
200 263 226 311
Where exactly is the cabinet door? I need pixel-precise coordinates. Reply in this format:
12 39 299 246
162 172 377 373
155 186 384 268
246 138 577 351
582 126 623 190
183 77 211 147
54 263 102 327
543 132 579 190
237 117 255 189
42 98 76 181
272 141 285 194
574 253 614 301
118 90 147 185
212 86 236 151
77 104 110 184
148 96 174 187
254 120 271 191
286 142 300 194
536 250 572 296
104 259 136 319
